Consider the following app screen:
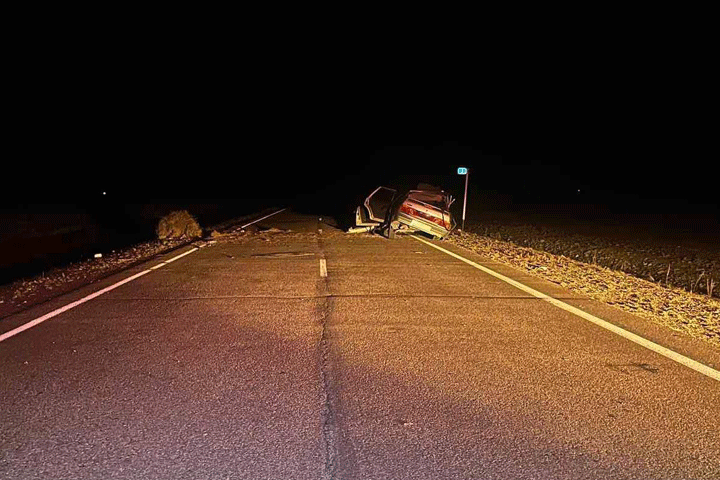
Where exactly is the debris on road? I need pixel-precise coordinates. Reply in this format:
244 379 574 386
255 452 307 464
209 225 294 243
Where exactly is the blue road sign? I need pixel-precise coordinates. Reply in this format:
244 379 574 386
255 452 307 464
457 167 468 175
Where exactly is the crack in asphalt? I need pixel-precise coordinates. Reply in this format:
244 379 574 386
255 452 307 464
317 232 339 480
92 294 583 301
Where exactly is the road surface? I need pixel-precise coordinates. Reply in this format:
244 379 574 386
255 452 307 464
1 210 719 479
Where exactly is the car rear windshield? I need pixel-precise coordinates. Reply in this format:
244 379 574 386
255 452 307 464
407 191 449 209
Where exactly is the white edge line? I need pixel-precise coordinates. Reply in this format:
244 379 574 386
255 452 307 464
412 235 720 382
0 247 199 344
1 206 287 343
239 208 287 229
1 207 287 343
165 248 199 263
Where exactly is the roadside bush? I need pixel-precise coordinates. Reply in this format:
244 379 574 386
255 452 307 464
156 210 203 240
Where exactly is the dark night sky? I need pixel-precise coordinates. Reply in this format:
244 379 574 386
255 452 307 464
8 103 715 218
3 15 716 284
4 36 716 221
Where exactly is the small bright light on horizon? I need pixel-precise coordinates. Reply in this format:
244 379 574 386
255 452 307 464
103 192 107 196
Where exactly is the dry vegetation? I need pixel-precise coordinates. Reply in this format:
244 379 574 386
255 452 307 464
448 231 720 348
0 210 205 318
0 239 188 318
466 223 719 299
156 210 203 240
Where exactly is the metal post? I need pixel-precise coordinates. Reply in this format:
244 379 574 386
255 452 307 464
462 168 469 231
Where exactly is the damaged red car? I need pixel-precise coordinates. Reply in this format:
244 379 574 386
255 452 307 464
351 184 456 239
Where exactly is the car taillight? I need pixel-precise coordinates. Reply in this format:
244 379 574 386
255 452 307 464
430 214 451 230
400 204 417 216
401 203 451 230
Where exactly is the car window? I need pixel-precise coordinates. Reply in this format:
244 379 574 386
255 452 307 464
407 191 448 209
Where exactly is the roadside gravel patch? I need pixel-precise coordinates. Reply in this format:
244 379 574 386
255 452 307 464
467 221 719 298
448 231 720 349
0 209 285 320
0 239 188 319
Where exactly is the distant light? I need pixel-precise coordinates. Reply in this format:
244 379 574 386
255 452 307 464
103 192 107 195
577 189 581 193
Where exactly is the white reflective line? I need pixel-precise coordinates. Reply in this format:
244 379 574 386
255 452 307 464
319 259 327 278
412 236 720 382
0 270 150 343
239 208 287 229
0 248 200 344
165 247 199 263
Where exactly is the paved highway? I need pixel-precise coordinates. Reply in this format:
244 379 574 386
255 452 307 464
1 210 718 479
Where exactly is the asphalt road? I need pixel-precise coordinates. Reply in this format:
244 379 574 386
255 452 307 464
1 210 719 479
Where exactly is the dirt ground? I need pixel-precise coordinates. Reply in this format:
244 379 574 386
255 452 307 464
463 215 719 299
0 209 282 320
448 228 720 349
0 239 191 319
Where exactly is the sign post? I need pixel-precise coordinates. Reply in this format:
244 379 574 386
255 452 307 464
457 167 469 231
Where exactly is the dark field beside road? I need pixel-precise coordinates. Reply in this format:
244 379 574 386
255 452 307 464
463 210 720 299
0 202 270 286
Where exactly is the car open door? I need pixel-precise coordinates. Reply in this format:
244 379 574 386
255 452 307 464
349 186 398 234
364 186 397 223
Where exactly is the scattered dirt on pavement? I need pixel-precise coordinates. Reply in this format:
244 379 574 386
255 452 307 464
209 226 297 244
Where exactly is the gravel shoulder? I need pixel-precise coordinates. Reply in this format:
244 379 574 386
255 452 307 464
0 238 190 319
448 231 720 349
0 208 282 320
